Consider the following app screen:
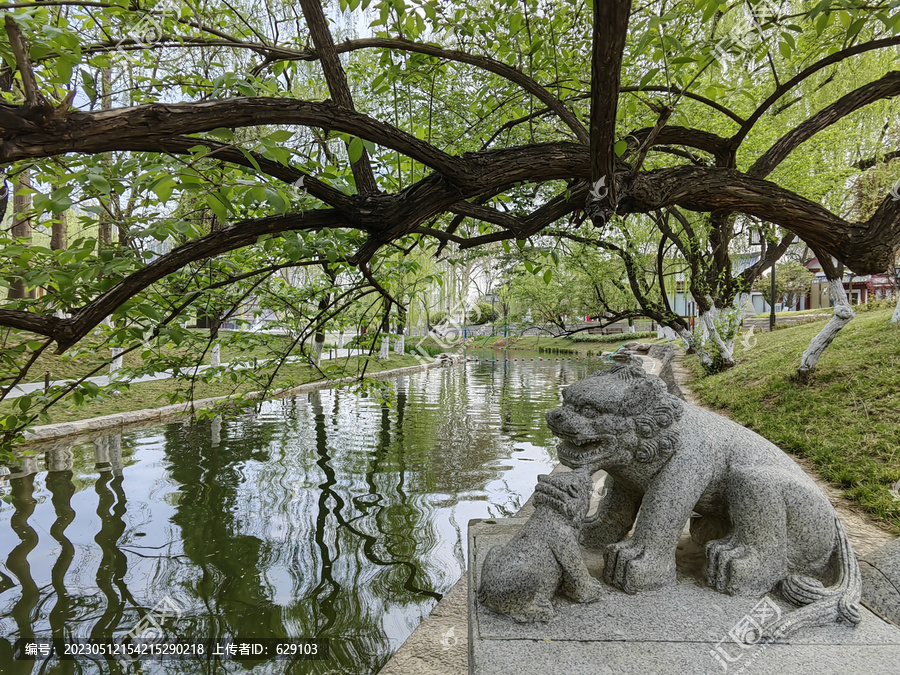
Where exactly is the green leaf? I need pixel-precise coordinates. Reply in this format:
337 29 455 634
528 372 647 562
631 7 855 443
348 137 364 163
153 177 177 202
87 173 111 195
264 188 287 212
267 130 294 143
49 195 73 215
778 41 791 58
614 140 628 157
543 269 553 283
847 18 866 39
208 128 233 141
204 194 229 222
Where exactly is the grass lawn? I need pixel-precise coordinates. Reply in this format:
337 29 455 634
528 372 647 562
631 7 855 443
415 333 663 354
4 330 302 385
687 307 900 533
749 308 833 318
3 354 422 426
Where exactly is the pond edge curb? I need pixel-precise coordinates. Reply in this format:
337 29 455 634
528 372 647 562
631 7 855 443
18 356 463 447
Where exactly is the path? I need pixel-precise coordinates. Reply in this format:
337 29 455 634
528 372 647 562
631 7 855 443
4 348 362 400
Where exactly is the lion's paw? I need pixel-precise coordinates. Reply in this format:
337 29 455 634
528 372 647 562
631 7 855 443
603 540 675 593
518 597 556 623
567 577 605 604
706 538 781 596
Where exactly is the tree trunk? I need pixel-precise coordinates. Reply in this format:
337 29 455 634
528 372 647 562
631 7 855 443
51 208 67 251
394 306 406 354
892 293 900 323
699 305 736 370
337 331 345 349
797 277 854 380
98 69 113 251
109 346 123 374
379 336 391 359
675 302 740 372
313 337 324 363
8 169 34 299
206 212 223 367
312 267 336 364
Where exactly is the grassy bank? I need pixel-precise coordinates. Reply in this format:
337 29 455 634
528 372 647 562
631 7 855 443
5 330 303 384
3 354 422 426
415 332 662 354
687 307 900 533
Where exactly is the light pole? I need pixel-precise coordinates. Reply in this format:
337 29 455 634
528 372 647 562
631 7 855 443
490 294 496 336
770 264 776 331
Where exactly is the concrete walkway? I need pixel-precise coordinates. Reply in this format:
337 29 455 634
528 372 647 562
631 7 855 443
4 348 365 399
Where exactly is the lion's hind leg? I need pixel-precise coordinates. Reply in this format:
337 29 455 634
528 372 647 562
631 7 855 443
705 468 788 597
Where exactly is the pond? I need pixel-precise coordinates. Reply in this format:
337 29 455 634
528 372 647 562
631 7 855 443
0 355 606 674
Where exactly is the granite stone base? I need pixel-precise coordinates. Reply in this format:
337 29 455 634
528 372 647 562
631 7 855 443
468 518 900 675
861 537 900 626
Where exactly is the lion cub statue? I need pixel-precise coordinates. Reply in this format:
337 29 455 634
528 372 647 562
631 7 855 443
539 364 861 640
477 470 603 622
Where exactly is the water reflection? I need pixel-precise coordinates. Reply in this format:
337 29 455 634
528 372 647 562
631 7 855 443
0 358 604 673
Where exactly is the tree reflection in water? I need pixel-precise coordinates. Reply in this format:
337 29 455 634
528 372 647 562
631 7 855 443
0 357 603 673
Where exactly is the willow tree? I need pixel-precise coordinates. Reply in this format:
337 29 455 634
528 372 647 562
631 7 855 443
0 0 899 452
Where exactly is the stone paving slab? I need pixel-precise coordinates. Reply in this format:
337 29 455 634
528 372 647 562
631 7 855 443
471 641 900 675
468 517 900 675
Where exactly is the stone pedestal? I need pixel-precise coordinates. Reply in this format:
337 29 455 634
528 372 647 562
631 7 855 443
861 538 900 626
468 518 900 675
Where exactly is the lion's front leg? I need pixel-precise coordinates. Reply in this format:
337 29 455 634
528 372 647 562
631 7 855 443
604 456 713 593
552 537 604 603
581 474 642 549
603 539 676 593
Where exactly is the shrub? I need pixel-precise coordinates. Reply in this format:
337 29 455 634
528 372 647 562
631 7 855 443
857 298 897 313
406 343 444 357
569 330 654 343
427 311 448 327
467 301 498 325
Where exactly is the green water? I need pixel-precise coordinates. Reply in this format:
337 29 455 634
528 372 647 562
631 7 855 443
0 357 606 673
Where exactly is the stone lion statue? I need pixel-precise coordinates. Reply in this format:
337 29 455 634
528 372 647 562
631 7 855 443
477 470 603 622
539 364 861 639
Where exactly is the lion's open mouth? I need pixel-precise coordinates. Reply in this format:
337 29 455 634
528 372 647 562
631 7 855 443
557 439 609 467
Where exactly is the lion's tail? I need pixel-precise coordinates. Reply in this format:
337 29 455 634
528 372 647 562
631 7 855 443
762 515 862 641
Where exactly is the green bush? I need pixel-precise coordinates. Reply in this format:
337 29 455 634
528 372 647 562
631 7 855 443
856 298 897 313
569 330 654 343
347 333 377 349
406 343 444 357
467 302 499 325
427 311 448 327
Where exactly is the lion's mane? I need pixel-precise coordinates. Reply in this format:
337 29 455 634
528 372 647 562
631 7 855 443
589 365 684 463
